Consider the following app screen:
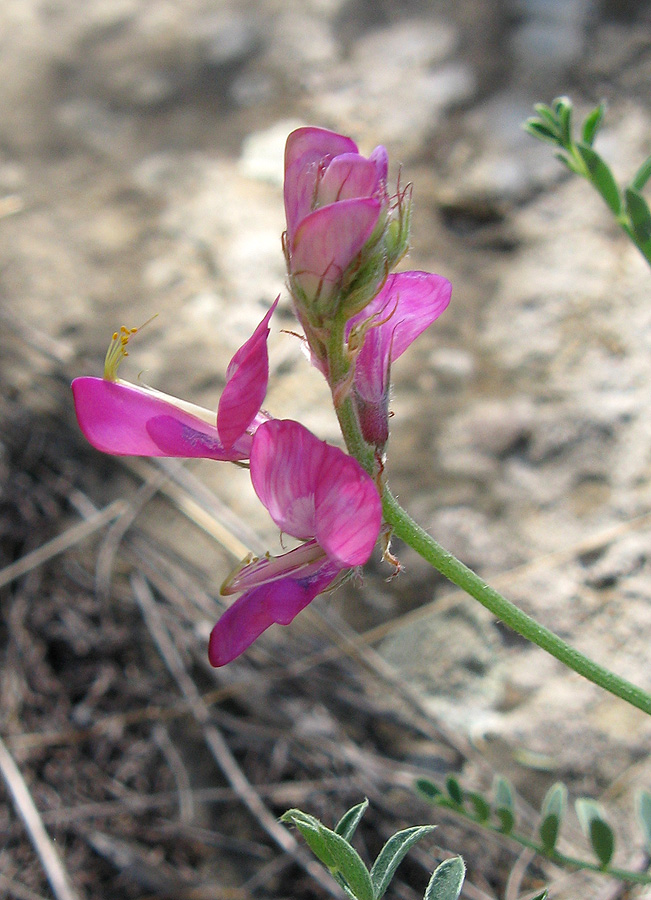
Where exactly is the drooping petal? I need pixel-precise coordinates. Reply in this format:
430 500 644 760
72 377 249 460
290 198 381 304
249 419 328 539
284 127 359 242
346 271 452 448
352 270 452 403
314 448 382 567
317 153 386 207
209 562 340 666
217 297 278 449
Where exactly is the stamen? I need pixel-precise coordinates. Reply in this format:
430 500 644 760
103 315 157 381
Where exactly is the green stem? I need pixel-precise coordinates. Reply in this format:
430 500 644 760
437 801 650 885
382 489 651 717
325 304 651 718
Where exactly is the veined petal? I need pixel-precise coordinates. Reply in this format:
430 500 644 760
250 419 381 568
290 198 381 302
146 414 252 459
366 271 452 361
209 562 340 666
284 127 358 242
72 377 248 460
352 270 452 403
317 153 385 207
250 419 328 539
314 448 381 567
217 297 277 449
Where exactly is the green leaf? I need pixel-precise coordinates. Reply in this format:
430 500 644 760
533 103 560 130
590 819 615 868
281 809 335 866
466 791 491 823
494 776 515 834
575 799 615 868
552 95 571 115
415 779 443 802
625 187 651 244
524 119 561 145
370 825 436 900
576 143 621 214
424 856 466 900
336 799 369 843
539 783 567 852
282 809 374 900
582 103 606 146
631 154 651 191
528 891 549 900
494 776 514 811
496 807 515 834
539 814 560 853
555 152 583 175
445 776 463 806
575 798 601 834
555 97 573 147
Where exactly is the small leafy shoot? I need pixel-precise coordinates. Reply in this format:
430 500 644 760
281 808 374 900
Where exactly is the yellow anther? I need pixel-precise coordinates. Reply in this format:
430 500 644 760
103 314 158 381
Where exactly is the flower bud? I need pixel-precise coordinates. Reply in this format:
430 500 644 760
283 127 409 329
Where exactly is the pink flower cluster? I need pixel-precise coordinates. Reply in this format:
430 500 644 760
72 127 451 665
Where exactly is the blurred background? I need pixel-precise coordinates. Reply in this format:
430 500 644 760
1 1 651 898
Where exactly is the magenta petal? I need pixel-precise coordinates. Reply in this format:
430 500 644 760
217 298 277 449
367 271 452 361
352 270 452 403
250 420 328 539
290 198 381 301
208 564 340 666
314 447 381 567
146 415 251 459
368 145 389 185
284 127 359 241
72 377 246 459
317 153 384 207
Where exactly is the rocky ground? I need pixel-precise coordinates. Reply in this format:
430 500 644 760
1 1 651 898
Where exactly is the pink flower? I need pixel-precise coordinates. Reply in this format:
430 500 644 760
349 271 452 449
209 419 381 666
283 126 389 319
72 299 277 461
